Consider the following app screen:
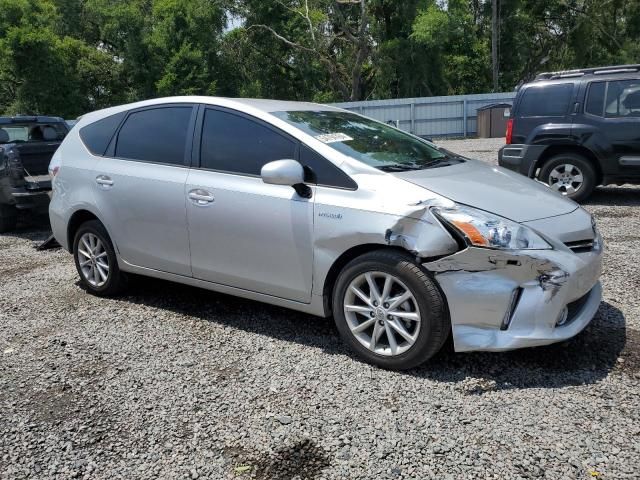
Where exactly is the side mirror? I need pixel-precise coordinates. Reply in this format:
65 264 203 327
261 159 312 198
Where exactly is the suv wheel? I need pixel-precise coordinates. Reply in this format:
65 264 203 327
0 205 18 233
538 153 596 202
73 220 126 296
332 250 449 370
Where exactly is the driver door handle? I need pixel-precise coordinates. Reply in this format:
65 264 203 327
188 189 214 206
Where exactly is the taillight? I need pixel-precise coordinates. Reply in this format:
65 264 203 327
49 150 61 179
505 118 514 144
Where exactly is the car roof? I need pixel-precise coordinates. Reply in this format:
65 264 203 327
220 97 342 113
525 64 640 89
95 96 341 114
76 96 346 128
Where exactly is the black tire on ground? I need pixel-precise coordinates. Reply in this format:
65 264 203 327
538 153 597 202
332 249 450 370
73 219 127 296
0 204 18 233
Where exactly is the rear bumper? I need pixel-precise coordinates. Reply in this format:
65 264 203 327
424 235 603 352
7 183 51 210
498 144 546 177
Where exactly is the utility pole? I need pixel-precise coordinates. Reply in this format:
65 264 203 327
492 0 499 92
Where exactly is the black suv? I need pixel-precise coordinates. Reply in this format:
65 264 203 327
498 64 640 201
0 115 69 232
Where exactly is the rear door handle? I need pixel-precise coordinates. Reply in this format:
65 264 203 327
96 175 113 187
188 189 214 206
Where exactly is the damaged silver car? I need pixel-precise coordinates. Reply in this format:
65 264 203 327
49 97 603 370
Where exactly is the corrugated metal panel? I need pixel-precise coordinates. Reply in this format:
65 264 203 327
331 92 517 138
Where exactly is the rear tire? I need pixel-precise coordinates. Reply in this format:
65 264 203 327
332 250 449 370
0 204 18 233
73 220 126 296
538 153 597 202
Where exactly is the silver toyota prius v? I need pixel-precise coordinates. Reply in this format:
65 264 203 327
49 97 603 370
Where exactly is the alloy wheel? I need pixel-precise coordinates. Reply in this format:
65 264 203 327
343 271 421 356
548 163 584 196
77 232 110 287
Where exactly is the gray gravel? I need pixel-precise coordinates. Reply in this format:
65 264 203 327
2 138 639 479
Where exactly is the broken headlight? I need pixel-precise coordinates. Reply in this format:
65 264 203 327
433 205 552 250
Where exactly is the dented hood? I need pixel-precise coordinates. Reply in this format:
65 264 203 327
393 159 578 222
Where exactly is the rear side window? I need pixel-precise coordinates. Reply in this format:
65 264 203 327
115 107 193 165
605 79 640 118
80 112 125 156
585 82 606 116
200 108 296 175
518 84 573 117
300 145 357 189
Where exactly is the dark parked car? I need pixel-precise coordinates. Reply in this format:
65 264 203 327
499 64 640 201
0 115 69 232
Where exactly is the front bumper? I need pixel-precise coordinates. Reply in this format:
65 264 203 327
498 144 546 177
424 236 603 352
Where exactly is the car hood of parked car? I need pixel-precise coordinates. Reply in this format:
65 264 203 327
392 158 578 223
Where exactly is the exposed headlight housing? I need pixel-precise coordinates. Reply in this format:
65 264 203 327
433 204 552 250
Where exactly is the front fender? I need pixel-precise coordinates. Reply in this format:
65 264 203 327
312 204 460 298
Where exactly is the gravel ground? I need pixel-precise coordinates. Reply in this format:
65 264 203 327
1 138 639 479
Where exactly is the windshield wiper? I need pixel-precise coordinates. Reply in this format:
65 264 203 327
417 157 449 168
377 163 422 172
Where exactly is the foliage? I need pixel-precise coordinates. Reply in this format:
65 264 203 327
0 0 639 116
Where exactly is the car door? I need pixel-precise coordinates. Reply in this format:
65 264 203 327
185 106 314 303
92 104 196 276
581 78 640 175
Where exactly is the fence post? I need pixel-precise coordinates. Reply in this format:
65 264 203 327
462 99 468 138
410 101 415 134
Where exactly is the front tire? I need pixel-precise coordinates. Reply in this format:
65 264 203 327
332 250 449 370
538 153 597 202
73 220 126 296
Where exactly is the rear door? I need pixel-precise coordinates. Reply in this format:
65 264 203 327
92 104 196 276
512 82 577 144
581 78 640 175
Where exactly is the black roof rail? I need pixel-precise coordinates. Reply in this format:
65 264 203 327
535 64 640 81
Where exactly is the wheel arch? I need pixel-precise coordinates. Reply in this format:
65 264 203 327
67 209 112 254
535 145 603 184
321 244 416 316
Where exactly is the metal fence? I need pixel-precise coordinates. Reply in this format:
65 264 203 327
332 91 516 138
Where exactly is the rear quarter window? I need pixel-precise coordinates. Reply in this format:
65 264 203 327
79 112 126 156
517 83 574 117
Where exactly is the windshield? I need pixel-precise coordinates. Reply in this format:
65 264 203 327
272 110 459 171
0 123 67 144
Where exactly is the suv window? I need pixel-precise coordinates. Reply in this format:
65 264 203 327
585 81 606 116
200 108 296 175
115 107 193 165
605 79 640 118
518 84 573 117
